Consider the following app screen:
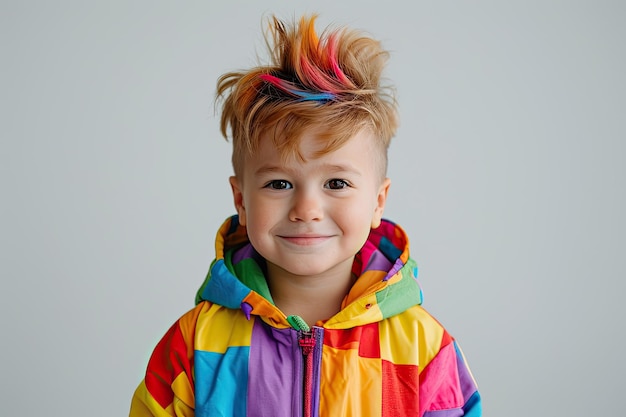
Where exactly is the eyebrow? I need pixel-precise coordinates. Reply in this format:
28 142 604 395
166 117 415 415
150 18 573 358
254 163 362 176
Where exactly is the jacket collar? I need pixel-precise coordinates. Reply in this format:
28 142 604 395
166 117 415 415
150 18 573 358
196 216 422 329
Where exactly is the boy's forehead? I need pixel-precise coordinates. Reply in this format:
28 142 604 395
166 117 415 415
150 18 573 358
237 127 386 182
262 127 376 158
243 128 378 171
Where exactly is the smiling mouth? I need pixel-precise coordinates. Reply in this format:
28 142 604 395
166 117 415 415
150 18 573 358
278 235 332 246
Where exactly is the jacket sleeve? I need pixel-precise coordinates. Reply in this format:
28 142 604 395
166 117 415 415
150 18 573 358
129 304 205 417
418 334 482 417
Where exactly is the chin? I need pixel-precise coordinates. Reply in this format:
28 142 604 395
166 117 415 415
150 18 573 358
269 259 330 277
284 265 328 277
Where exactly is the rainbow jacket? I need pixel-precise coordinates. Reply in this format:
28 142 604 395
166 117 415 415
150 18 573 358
130 216 481 417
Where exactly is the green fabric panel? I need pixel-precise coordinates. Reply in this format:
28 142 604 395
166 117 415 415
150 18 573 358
376 258 422 319
226 250 275 304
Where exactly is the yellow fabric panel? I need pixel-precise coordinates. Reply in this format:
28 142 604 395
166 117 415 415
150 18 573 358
172 396 195 417
319 345 382 417
324 292 383 329
343 270 387 306
171 372 195 411
380 306 444 369
194 305 253 352
130 381 177 417
379 312 420 365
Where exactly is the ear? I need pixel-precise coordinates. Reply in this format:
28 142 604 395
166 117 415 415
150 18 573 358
371 178 391 229
229 176 247 226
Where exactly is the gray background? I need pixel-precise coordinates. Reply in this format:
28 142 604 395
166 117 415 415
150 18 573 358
2 1 624 415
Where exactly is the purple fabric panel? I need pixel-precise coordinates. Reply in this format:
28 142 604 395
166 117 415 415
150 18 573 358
383 258 404 281
364 250 393 273
423 408 464 417
248 320 302 416
232 243 257 264
454 342 478 403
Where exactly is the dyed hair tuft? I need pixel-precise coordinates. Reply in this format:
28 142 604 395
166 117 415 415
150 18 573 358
216 15 398 178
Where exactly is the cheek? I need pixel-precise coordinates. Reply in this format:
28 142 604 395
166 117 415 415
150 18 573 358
244 197 283 232
334 198 376 232
244 216 270 252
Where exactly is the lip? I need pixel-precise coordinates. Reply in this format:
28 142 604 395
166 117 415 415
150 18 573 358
277 234 333 246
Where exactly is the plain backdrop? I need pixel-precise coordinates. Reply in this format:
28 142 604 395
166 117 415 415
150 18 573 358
2 1 625 416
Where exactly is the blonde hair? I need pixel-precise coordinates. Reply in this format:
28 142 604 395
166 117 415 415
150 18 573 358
216 15 398 178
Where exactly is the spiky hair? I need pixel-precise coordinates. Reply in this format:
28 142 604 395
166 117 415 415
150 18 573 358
216 15 398 177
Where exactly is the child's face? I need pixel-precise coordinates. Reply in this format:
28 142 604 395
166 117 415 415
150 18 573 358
230 128 390 279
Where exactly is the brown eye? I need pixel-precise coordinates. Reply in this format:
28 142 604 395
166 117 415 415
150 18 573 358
265 180 293 190
325 179 349 190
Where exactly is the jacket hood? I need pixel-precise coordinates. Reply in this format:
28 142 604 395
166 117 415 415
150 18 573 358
196 215 423 330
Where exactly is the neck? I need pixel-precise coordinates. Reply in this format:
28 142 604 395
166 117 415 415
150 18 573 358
266 259 355 327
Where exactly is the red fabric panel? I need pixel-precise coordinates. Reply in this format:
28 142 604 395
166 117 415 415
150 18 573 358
144 321 193 409
323 323 381 358
381 359 419 416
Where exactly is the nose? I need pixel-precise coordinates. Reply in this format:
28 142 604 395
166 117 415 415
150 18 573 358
289 189 323 222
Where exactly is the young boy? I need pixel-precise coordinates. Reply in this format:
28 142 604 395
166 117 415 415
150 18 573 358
130 15 481 417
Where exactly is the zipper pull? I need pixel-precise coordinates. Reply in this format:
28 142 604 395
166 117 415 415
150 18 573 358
299 331 316 356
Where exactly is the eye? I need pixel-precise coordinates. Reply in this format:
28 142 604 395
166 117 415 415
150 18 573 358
264 180 293 190
325 179 350 190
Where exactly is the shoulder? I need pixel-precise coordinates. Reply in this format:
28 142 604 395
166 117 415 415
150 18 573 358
378 305 454 369
191 301 256 353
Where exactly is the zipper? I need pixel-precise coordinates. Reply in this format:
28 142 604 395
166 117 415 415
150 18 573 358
287 315 319 417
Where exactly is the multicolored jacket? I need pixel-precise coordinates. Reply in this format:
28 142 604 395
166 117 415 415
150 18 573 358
130 216 481 416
